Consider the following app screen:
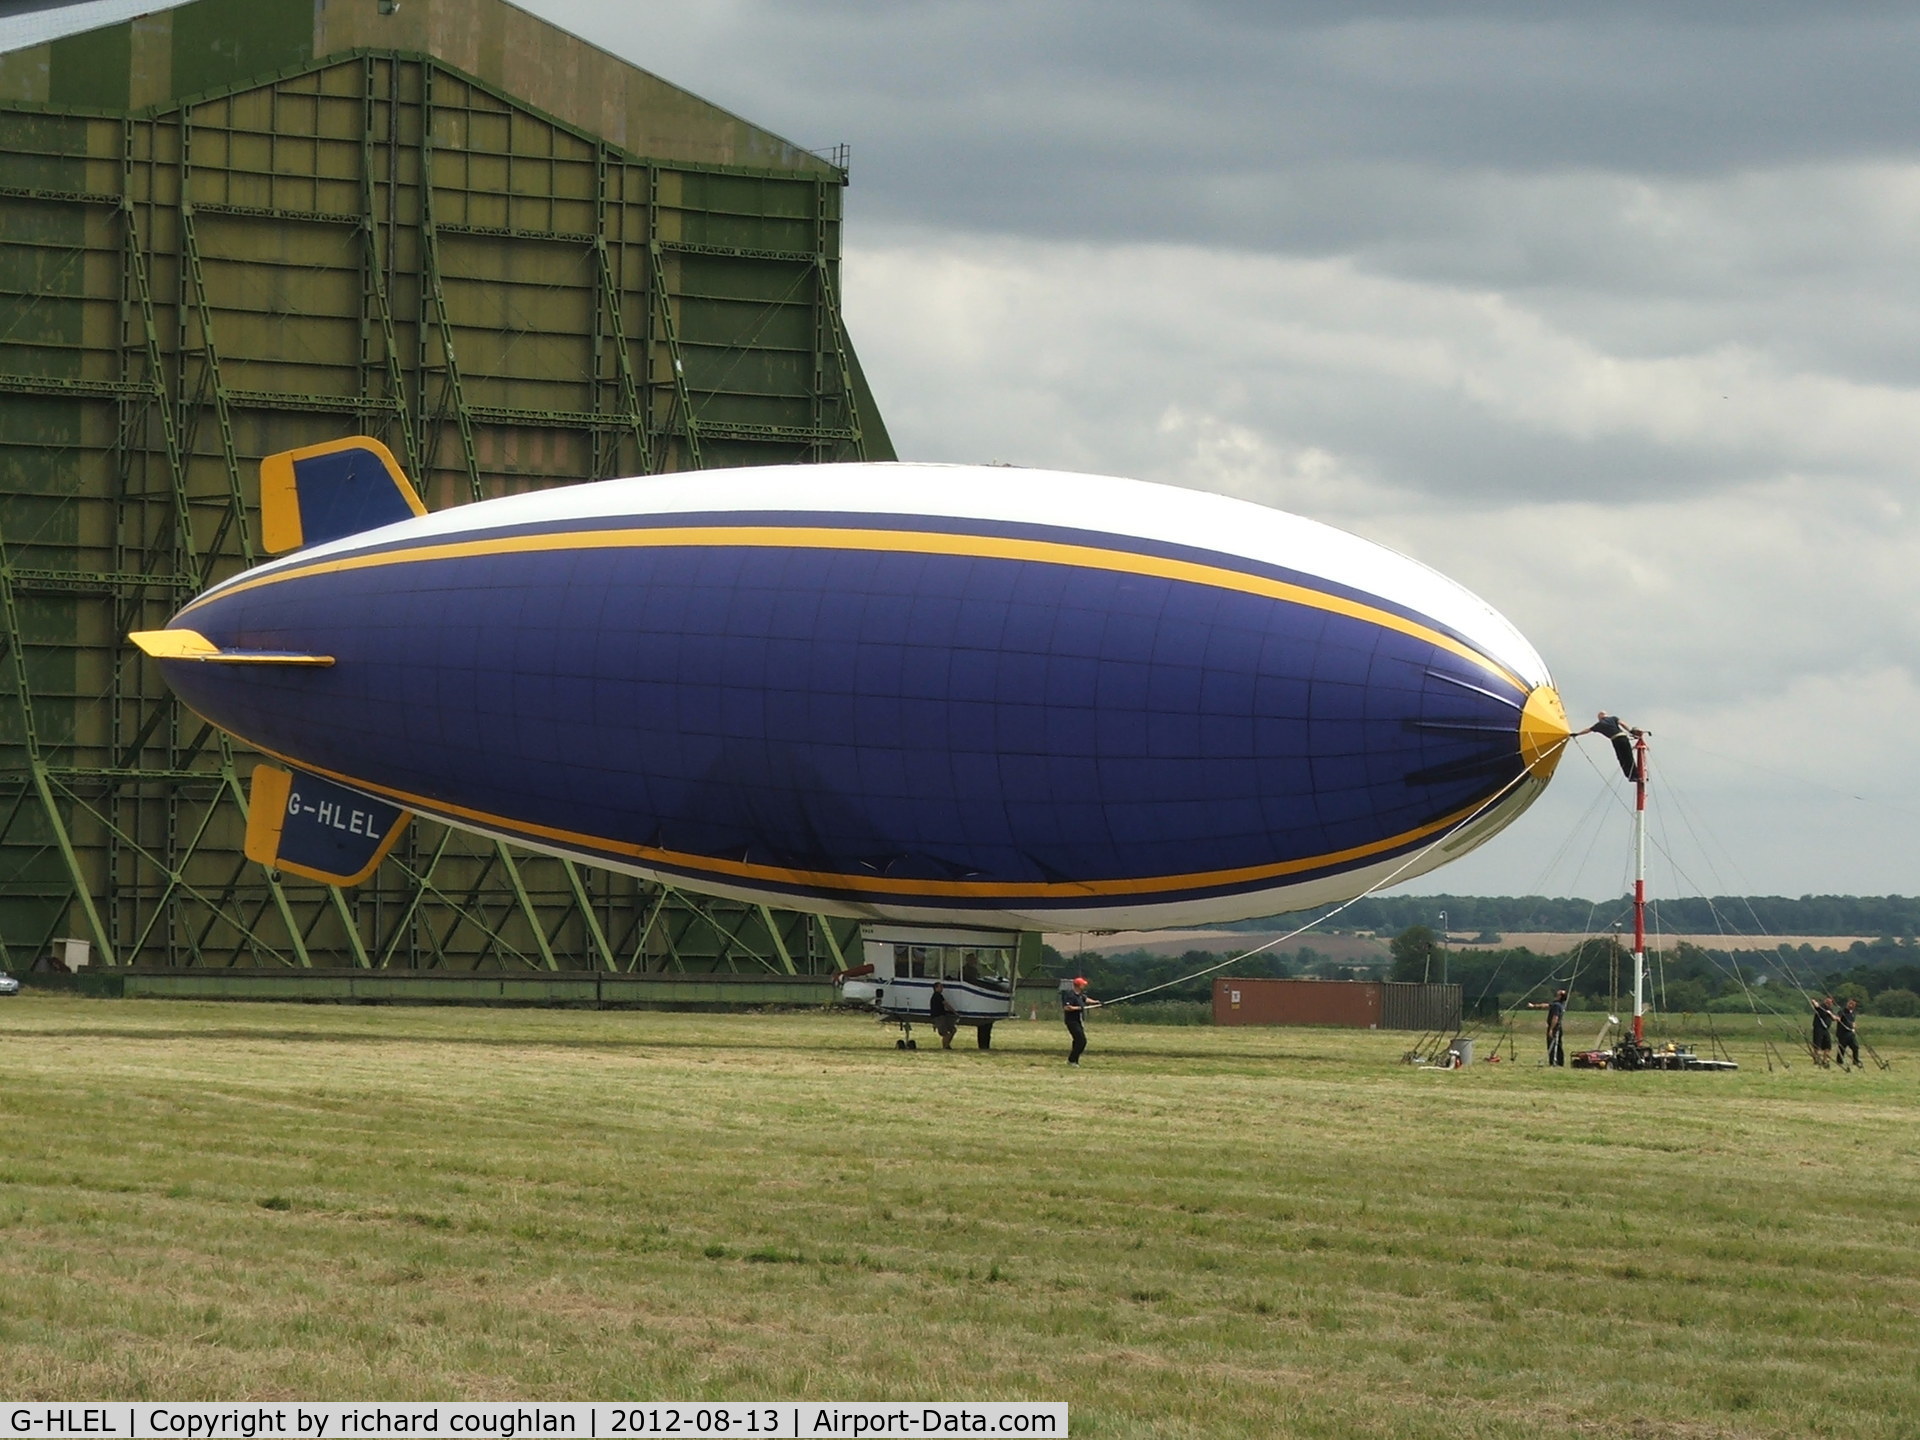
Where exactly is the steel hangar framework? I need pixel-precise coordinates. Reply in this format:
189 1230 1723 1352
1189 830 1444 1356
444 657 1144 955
0 0 893 976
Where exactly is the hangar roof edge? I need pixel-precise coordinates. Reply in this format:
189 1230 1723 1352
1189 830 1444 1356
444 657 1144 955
0 0 840 179
0 0 191 55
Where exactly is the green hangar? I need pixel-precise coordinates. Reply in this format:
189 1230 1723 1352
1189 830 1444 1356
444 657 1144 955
0 0 899 990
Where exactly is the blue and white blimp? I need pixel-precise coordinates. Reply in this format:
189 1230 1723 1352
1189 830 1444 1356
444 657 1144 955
133 438 1569 935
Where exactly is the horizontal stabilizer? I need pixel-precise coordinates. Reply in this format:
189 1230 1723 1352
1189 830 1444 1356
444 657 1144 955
129 629 334 666
259 435 426 554
245 764 410 886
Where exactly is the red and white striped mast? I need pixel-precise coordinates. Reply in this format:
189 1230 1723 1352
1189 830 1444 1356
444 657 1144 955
1631 730 1650 1045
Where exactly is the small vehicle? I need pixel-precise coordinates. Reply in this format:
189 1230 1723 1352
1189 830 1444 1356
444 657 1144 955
837 926 1020 1049
0 972 20 995
1615 1039 1736 1071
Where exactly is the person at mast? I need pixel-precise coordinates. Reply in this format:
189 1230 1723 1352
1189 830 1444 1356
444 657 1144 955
1581 712 1642 781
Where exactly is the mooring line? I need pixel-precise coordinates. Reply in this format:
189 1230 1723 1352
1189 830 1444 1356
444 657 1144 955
1096 746 1564 1007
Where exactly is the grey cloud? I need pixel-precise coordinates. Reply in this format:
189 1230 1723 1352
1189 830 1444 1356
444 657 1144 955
535 3 1920 349
538 1 1920 390
846 233 1913 511
540 3 1920 196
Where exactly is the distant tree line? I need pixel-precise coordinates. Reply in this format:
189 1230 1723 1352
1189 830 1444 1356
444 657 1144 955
1044 917 1920 1021
1389 926 1920 1016
1033 945 1351 1003
1037 929 1920 1017
1803 937 1920 1016
1219 894 1920 938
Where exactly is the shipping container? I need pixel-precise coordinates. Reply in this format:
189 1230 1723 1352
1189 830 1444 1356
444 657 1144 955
1213 977 1460 1031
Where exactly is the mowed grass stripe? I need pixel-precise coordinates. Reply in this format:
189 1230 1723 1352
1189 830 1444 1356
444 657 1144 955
1 997 1917 1437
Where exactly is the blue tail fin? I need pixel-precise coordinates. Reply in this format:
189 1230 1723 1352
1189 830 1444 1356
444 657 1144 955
245 764 411 886
259 436 426 553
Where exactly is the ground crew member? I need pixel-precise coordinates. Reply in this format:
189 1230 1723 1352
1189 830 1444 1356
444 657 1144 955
929 980 959 1050
1835 997 1861 1069
1811 995 1836 1066
1063 976 1101 1065
1526 988 1568 1066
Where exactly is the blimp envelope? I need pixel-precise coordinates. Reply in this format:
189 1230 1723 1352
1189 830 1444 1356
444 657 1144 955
133 440 1570 931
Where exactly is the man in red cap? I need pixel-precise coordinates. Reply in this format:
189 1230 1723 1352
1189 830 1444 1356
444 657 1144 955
1063 976 1102 1066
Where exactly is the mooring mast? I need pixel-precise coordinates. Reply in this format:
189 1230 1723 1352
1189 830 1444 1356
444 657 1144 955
1632 731 1650 1044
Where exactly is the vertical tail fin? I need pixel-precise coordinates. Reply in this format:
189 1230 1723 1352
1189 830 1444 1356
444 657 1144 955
245 763 411 886
259 436 426 553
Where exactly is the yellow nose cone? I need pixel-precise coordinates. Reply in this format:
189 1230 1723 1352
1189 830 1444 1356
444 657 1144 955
1520 685 1571 780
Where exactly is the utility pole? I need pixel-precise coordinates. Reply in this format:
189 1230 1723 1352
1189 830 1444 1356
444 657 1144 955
1438 909 1449 987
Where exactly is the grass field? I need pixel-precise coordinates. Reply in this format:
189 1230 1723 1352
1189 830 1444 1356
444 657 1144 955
2 995 1917 1438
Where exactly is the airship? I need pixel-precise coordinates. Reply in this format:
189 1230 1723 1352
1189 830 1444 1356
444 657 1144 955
133 438 1569 947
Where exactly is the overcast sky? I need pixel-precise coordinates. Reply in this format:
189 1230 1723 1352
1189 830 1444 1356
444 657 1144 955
528 0 1920 903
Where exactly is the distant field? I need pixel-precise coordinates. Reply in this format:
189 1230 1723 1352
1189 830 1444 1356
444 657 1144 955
1058 929 1390 960
1471 933 1874 954
2 995 1917 1437
1061 929 1875 960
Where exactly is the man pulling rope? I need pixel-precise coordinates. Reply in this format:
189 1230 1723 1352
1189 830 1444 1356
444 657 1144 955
1063 976 1102 1066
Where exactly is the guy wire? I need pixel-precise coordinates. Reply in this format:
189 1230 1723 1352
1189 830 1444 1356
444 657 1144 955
1097 742 1565 1007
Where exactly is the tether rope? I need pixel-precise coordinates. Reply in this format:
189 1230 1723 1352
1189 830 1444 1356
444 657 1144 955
1095 741 1567 1007
1561 735 1816 1059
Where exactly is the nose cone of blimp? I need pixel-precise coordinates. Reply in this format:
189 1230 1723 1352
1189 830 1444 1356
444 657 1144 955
1519 685 1571 781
